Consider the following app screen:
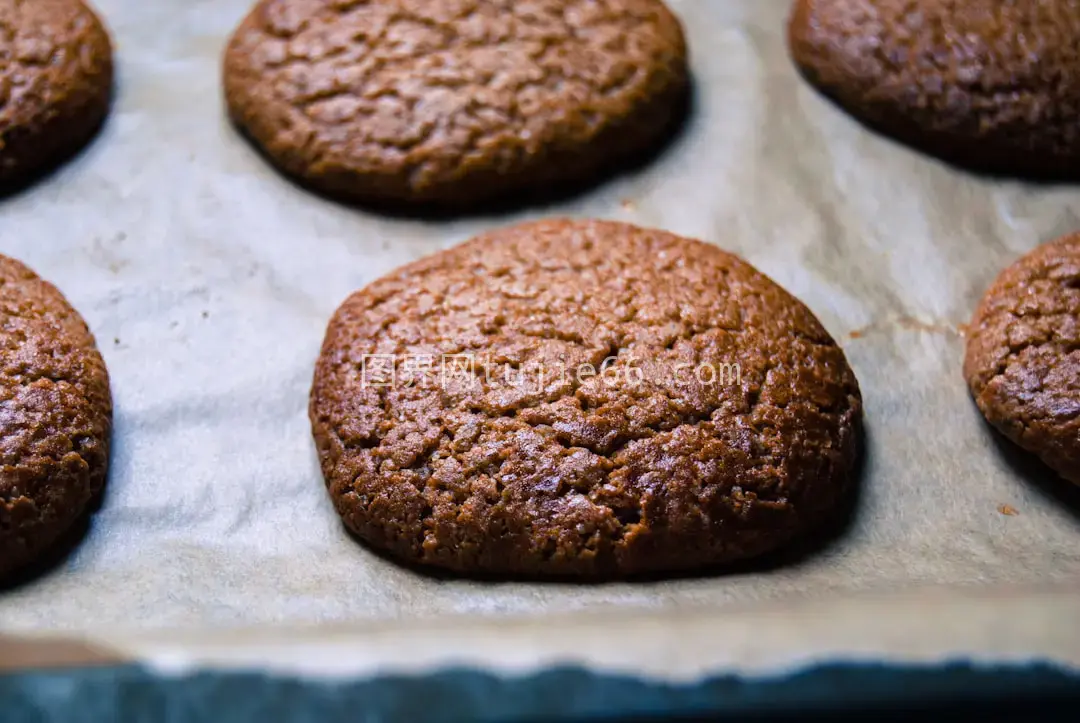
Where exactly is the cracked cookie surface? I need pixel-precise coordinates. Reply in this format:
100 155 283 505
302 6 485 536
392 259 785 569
223 0 689 208
788 0 1080 177
310 219 862 578
0 255 111 580
0 0 113 185
965 234 1080 484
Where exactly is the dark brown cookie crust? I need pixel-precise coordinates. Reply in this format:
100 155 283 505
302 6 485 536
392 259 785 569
0 0 113 186
788 0 1080 178
964 234 1080 484
0 255 112 581
310 219 862 578
223 0 689 209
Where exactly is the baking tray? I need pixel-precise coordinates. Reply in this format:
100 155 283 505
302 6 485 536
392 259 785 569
1 0 1079 704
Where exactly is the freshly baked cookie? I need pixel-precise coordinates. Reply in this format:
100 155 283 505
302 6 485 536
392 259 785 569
964 234 1080 484
310 219 862 578
788 0 1080 178
0 0 113 186
0 255 111 580
223 0 689 208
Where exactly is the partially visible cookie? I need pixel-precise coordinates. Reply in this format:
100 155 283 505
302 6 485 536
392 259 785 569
788 0 1080 178
964 234 1080 484
310 219 862 578
0 255 112 580
223 0 689 208
0 0 113 186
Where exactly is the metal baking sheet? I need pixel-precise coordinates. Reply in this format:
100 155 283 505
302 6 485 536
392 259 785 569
1 0 1079 676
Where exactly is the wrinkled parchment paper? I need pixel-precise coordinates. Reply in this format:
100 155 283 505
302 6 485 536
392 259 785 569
2 0 1079 675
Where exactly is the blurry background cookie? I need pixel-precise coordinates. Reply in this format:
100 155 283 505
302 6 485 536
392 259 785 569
788 0 1080 178
0 0 113 187
965 234 1080 484
0 255 112 581
310 219 862 579
223 0 689 209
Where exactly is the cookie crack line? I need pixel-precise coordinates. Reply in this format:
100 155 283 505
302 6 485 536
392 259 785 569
982 264 1080 385
987 326 1078 386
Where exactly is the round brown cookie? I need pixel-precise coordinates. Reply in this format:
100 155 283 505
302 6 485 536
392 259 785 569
310 219 862 578
0 255 111 581
964 234 1080 484
788 0 1080 178
223 0 689 209
0 0 113 186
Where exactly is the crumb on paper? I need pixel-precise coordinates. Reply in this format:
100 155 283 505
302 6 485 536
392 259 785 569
849 329 864 339
620 199 636 211
998 504 1019 516
113 338 120 345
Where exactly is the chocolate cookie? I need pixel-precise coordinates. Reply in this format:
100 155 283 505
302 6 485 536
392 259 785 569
788 0 1080 178
0 0 113 186
0 255 111 580
964 234 1080 484
310 219 862 578
223 0 689 209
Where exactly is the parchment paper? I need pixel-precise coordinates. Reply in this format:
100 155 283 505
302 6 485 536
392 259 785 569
2 0 1080 674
